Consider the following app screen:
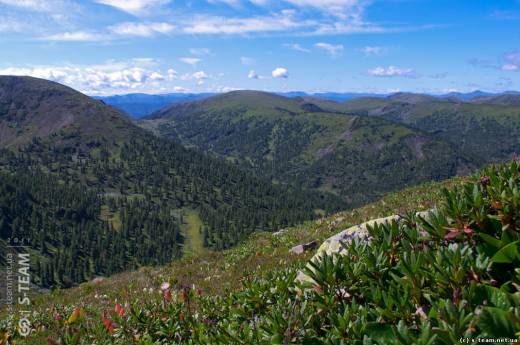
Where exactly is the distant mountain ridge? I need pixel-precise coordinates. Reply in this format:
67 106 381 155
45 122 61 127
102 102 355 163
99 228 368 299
95 92 215 118
98 90 519 118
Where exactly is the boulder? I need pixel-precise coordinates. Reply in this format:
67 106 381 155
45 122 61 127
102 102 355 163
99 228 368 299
296 210 432 285
290 240 319 254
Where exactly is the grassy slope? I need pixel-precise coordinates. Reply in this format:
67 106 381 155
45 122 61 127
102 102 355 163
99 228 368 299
182 209 208 257
0 174 467 344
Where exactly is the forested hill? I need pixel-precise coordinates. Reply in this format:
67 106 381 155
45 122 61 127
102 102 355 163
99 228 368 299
0 76 344 288
319 94 520 163
141 90 472 206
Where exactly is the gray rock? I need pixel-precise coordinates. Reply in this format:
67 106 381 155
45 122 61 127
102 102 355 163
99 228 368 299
296 210 433 285
290 240 319 254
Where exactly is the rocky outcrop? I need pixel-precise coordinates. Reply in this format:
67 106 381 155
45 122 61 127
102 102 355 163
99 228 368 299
296 210 433 285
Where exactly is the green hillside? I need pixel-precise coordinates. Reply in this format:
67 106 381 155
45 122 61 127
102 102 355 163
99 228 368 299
0 77 343 288
141 91 471 206
2 161 518 344
330 96 520 163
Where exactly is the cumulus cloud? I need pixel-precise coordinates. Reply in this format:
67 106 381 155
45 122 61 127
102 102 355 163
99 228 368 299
94 0 171 16
284 43 310 52
193 71 208 79
179 57 202 65
248 70 258 79
315 42 344 57
367 66 416 77
0 61 173 94
110 22 174 37
501 51 520 72
272 67 289 79
179 70 209 81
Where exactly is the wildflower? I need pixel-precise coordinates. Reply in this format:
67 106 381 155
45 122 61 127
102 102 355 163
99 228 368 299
160 282 170 291
47 336 59 345
163 289 172 303
114 303 124 317
102 312 116 335
415 307 428 320
65 307 84 325
53 312 62 321
195 288 203 297
480 175 490 187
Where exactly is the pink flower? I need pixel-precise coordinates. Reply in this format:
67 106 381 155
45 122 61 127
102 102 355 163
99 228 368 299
160 282 170 291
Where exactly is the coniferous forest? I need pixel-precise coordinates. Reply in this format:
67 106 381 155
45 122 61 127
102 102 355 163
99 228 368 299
0 77 344 287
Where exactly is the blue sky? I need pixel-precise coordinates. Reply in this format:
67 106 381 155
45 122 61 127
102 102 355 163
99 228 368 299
0 0 518 95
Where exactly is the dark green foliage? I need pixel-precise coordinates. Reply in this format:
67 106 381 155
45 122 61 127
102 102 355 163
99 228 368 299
339 98 520 163
0 169 183 288
142 91 470 205
0 77 344 288
24 161 519 344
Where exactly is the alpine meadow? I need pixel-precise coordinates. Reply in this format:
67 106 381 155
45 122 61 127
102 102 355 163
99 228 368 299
0 0 519 344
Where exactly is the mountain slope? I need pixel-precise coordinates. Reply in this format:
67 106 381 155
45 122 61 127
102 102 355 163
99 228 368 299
0 76 139 147
141 91 471 206
5 162 518 345
336 96 520 162
0 77 343 287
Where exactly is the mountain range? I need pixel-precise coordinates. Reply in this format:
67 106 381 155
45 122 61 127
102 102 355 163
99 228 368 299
1 76 519 289
141 91 474 206
98 90 520 118
0 76 342 287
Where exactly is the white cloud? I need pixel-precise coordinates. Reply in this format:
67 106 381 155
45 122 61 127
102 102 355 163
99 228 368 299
0 61 172 95
367 66 416 77
240 57 255 65
94 0 171 16
173 86 186 92
179 57 202 65
110 22 174 37
284 43 310 52
501 51 520 72
315 42 344 57
182 11 304 34
502 64 519 71
190 48 212 56
272 67 288 79
248 70 258 79
167 68 177 80
207 0 241 6
0 0 64 12
360 46 386 56
0 17 23 32
40 31 102 41
180 70 209 81
283 0 367 19
193 71 208 79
